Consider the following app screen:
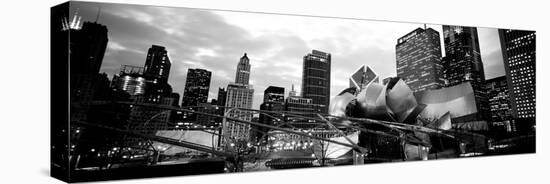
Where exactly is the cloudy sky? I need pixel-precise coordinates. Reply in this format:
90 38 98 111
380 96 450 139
70 2 505 110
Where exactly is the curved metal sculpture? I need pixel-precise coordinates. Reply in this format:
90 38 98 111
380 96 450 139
329 77 478 130
328 69 484 160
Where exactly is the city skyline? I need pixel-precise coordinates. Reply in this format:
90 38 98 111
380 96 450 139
71 2 506 110
52 2 536 181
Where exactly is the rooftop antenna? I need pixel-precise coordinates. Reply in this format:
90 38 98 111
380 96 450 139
424 24 427 30
95 6 102 23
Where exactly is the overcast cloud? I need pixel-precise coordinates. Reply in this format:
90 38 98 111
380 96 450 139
70 2 505 109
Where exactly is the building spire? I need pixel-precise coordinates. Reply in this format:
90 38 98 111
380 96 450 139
235 52 251 85
241 52 249 60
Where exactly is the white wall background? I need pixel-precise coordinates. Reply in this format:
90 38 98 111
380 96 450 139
0 0 547 183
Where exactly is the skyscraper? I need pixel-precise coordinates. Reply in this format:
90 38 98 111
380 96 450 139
68 20 109 122
302 50 331 114
255 86 285 142
144 45 171 84
498 29 536 120
222 53 255 143
52 7 111 172
441 25 489 121
70 21 109 75
143 45 173 103
349 65 379 91
486 76 514 133
224 83 255 141
181 68 212 107
396 27 444 92
235 53 251 85
127 45 176 136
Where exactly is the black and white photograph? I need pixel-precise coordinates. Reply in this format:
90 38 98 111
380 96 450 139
3 0 549 183
48 1 539 182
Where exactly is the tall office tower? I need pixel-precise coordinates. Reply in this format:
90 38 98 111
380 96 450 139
486 76 515 133
235 53 251 85
499 29 536 122
112 65 147 96
70 21 109 75
302 50 331 114
396 27 444 92
223 53 255 143
255 86 285 142
144 45 171 84
67 20 109 122
216 88 227 107
441 25 489 121
52 7 111 171
142 45 172 103
349 65 379 91
181 68 212 107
